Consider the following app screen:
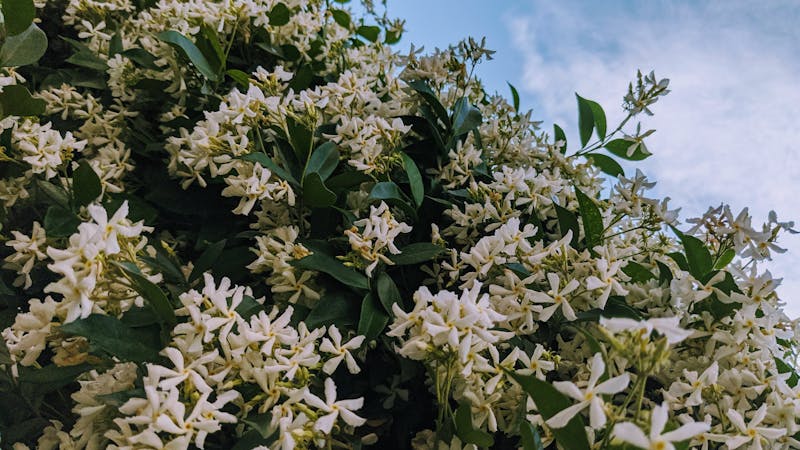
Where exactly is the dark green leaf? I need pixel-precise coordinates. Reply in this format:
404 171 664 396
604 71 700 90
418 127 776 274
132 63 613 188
286 116 313 162
331 9 351 29
303 172 336 207
401 153 424 207
451 97 482 137
121 48 160 70
36 179 70 206
242 152 297 186
0 84 45 117
19 363 91 384
358 293 389 342
3 0 35 36
197 24 224 70
59 314 160 362
657 261 674 285
108 32 123 56
0 22 47 67
73 160 102 206
357 25 380 42
0 340 11 365
454 402 495 447
574 187 604 250
157 30 219 81
407 79 449 130
505 262 532 278
117 262 176 325
226 69 250 87
508 82 520 112
268 3 292 26
235 295 264 319
305 291 360 329
520 422 545 450
304 141 339 181
670 226 713 279
63 38 108 71
605 139 650 161
231 429 275 450
508 372 590 450
189 239 226 283
587 98 606 140
554 123 567 154
241 413 275 439
376 271 402 314
369 181 403 202
389 242 444 265
576 93 594 147
292 250 369 290
554 203 580 246
44 205 80 237
622 262 656 283
714 248 736 270
586 153 624 178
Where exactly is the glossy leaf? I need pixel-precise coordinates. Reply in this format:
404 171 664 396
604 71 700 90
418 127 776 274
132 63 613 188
158 30 219 81
508 82 520 112
121 48 160 70
268 3 291 26
587 98 606 140
520 422 545 450
358 293 389 342
189 239 226 283
0 84 45 117
376 271 402 314
622 261 656 283
508 371 590 450
2 0 35 36
575 187 604 250
304 141 339 181
242 152 297 186
554 123 567 154
454 402 495 447
586 153 624 177
305 291 360 329
671 226 713 279
293 251 369 290
357 25 380 42
331 9 351 29
402 153 424 207
389 242 444 265
714 248 736 270
605 138 651 161
117 262 176 325
286 116 313 162
0 23 47 67
451 97 482 137
576 93 594 147
303 172 337 207
73 160 102 206
59 314 160 362
554 203 580 247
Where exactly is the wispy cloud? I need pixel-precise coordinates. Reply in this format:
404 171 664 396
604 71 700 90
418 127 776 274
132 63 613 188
508 0 800 315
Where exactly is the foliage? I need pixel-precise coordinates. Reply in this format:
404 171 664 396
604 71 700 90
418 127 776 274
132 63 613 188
0 1 798 450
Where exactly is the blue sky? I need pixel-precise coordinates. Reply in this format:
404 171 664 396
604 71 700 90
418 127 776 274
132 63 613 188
383 0 800 316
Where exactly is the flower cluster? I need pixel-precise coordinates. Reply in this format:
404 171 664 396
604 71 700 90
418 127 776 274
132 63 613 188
0 0 797 449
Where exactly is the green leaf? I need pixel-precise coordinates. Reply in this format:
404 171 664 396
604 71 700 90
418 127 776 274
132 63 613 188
44 205 80 236
574 187 604 250
226 69 250 88
0 84 45 117
242 152 297 186
117 262 176 325
376 271 402 314
241 413 276 439
0 23 47 67
586 153 624 178
197 24 224 70
108 32 123 56
554 203 580 247
670 226 713 279
576 93 594 147
19 363 91 384
508 82 520 112
331 9 351 29
368 181 416 218
508 371 590 450
286 116 313 162
303 172 336 207
236 295 264 319
61 37 107 71
621 261 656 283
292 250 369 290
73 160 102 206
714 248 736 270
121 48 160 70
189 239 226 283
36 179 70 206
358 293 389 342
305 291 360 329
451 97 482 137
268 3 292 26
157 30 219 81
520 422 545 450
587 98 606 140
357 25 380 42
407 80 450 130
554 123 567 154
59 314 160 362
401 153 424 207
454 402 495 447
2 0 35 36
304 141 339 181
389 242 444 265
605 139 650 161
657 261 674 285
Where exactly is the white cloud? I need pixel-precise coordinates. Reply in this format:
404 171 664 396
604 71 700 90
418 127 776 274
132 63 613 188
508 0 800 316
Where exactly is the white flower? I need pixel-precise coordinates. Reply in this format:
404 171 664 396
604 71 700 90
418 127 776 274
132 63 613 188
546 353 630 429
613 403 709 450
303 378 366 434
725 406 786 450
532 272 580 322
320 325 365 374
599 316 692 344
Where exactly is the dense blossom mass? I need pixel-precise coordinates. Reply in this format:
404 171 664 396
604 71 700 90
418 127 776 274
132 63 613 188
0 0 798 449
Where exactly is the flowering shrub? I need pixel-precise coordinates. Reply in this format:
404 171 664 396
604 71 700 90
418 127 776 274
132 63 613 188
0 0 798 449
